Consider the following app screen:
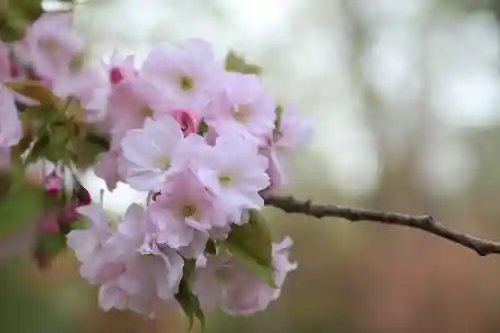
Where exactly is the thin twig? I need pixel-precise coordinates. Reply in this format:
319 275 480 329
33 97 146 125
263 194 500 256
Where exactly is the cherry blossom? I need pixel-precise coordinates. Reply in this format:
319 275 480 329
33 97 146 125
119 115 184 191
15 13 85 83
205 72 276 145
194 237 297 315
194 134 270 224
3 14 315 322
140 38 224 115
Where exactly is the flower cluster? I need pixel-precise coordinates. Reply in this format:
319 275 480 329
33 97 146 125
0 12 313 321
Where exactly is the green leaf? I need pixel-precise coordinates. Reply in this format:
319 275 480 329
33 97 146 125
71 133 110 168
36 233 67 257
25 135 49 165
225 51 263 75
0 180 49 236
69 218 89 230
6 81 59 106
85 133 110 151
50 123 70 147
175 259 205 330
204 239 217 255
224 210 276 287
34 233 67 270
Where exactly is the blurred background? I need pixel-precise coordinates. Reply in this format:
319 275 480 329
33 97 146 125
4 0 500 332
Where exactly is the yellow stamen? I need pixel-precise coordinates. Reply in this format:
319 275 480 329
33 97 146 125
182 205 197 218
157 157 171 168
219 175 233 187
180 75 194 91
141 107 154 118
233 105 248 123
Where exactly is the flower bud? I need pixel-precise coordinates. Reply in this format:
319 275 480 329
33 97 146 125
169 109 198 136
44 172 63 197
109 67 124 85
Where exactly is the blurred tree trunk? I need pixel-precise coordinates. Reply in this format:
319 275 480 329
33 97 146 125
340 0 436 213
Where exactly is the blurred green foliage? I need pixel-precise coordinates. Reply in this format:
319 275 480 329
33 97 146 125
225 52 263 76
0 180 46 235
0 0 43 41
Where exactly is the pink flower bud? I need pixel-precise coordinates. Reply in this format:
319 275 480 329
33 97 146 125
60 200 80 225
169 109 198 136
44 173 63 197
60 185 92 226
109 67 124 85
75 184 92 205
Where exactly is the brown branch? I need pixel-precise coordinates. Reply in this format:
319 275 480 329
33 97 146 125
263 194 500 256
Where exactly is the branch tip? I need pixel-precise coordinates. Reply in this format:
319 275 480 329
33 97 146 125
263 194 500 257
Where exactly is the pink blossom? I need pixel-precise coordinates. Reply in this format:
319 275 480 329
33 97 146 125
205 73 275 145
273 104 314 151
99 204 184 316
0 147 11 170
66 204 114 284
15 13 85 82
119 115 184 191
140 38 224 115
52 51 138 124
0 41 40 107
94 149 121 191
52 67 110 122
0 85 21 150
68 203 184 317
168 133 211 170
194 237 296 316
0 41 11 82
103 49 137 85
97 262 175 318
262 105 314 191
149 170 212 258
261 148 286 192
193 134 269 224
106 77 165 145
44 172 63 196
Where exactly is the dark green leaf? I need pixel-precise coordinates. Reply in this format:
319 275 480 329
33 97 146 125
25 135 49 164
175 260 205 330
71 134 110 168
86 133 110 151
14 133 33 155
50 123 70 147
225 51 263 75
225 209 276 287
204 239 217 255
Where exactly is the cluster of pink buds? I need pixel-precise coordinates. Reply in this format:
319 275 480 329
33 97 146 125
37 172 92 235
0 11 313 324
